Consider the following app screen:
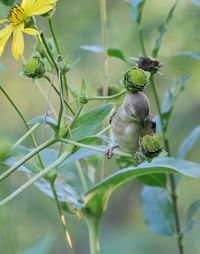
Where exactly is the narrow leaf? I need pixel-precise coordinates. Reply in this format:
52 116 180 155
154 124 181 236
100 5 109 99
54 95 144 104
176 51 200 59
107 49 127 62
138 174 167 188
176 125 200 159
82 157 200 218
162 74 191 131
152 1 178 58
69 104 113 141
80 45 103 53
28 116 58 132
126 0 146 23
182 200 200 233
141 186 176 236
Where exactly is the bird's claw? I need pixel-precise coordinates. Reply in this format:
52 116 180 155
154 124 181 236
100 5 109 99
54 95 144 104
105 145 119 159
133 151 144 164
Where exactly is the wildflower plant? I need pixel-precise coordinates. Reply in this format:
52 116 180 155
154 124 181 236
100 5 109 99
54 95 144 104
1 0 200 254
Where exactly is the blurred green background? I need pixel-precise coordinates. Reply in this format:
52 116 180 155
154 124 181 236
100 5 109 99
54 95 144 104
0 0 200 253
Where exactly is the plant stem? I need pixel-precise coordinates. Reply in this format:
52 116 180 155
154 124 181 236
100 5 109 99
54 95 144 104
100 0 109 98
75 160 88 193
87 218 100 254
50 181 74 254
12 123 40 150
48 18 61 55
0 138 56 182
59 138 133 158
0 84 45 169
39 31 58 72
138 26 147 56
87 89 126 101
43 75 75 115
150 75 183 254
0 150 69 207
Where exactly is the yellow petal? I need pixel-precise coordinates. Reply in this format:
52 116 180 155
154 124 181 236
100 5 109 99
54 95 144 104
27 5 53 16
0 25 13 39
12 28 19 60
22 0 35 9
0 19 8 24
15 23 24 55
23 28 38 35
0 25 13 57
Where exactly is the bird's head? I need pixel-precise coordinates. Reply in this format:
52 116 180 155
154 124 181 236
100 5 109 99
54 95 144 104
122 91 150 128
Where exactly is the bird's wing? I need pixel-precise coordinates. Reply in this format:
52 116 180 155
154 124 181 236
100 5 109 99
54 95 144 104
109 109 118 124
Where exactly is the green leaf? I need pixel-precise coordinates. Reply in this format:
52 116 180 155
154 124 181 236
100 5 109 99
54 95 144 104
69 104 113 141
176 51 200 59
141 186 176 236
28 116 58 132
182 200 200 233
138 174 167 188
176 125 200 159
152 1 178 58
107 49 127 62
17 233 54 254
0 65 4 71
126 0 146 24
0 0 15 6
162 74 191 132
81 157 200 219
80 45 103 53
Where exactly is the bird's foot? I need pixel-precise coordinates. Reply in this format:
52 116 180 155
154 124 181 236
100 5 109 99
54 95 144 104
133 151 144 164
105 145 120 159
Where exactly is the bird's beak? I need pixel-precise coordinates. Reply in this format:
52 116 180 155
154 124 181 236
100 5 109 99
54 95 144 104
139 120 145 129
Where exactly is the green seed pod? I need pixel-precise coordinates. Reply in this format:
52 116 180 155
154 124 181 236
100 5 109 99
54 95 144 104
0 137 11 162
123 66 150 92
141 135 162 157
23 56 45 78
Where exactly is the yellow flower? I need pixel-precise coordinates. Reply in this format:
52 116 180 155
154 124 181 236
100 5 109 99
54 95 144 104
0 0 58 60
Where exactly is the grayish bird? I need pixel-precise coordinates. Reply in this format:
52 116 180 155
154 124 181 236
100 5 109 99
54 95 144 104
106 91 156 159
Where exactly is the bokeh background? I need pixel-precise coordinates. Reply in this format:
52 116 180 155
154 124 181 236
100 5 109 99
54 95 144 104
0 0 200 253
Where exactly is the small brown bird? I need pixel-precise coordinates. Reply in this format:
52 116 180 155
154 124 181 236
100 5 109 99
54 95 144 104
105 91 156 159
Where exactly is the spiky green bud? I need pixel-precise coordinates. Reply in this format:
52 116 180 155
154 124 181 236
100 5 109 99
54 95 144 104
123 66 150 92
141 135 162 157
23 56 45 78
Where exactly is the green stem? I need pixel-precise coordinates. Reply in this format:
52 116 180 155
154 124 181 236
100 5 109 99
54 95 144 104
59 138 133 158
48 18 61 55
39 31 58 72
0 84 45 169
138 26 147 56
150 75 183 254
75 160 88 193
0 138 56 182
0 150 69 207
88 89 126 101
12 123 40 151
87 219 100 254
43 75 75 116
50 181 74 254
100 0 109 98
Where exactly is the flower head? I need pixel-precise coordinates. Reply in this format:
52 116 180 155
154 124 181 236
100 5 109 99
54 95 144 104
123 66 150 92
0 0 58 60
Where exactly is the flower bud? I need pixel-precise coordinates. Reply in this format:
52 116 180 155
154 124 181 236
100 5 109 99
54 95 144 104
23 56 45 78
141 135 162 157
123 66 150 92
0 137 11 162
